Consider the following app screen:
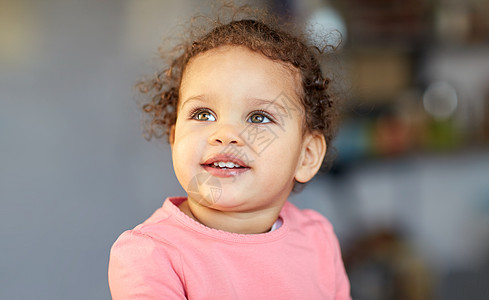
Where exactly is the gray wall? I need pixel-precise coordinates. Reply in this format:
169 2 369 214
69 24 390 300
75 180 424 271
1 1 207 299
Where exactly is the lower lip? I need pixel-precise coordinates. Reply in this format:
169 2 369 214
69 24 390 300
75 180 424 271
202 165 250 178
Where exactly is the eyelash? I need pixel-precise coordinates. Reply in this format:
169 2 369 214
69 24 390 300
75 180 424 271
189 107 215 120
248 110 275 124
188 107 275 123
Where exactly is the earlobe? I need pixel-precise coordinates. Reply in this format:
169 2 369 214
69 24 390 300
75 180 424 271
295 132 327 183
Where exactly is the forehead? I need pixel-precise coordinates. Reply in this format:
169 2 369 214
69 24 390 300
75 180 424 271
179 46 303 106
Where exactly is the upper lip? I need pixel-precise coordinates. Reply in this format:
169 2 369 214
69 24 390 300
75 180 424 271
201 153 250 168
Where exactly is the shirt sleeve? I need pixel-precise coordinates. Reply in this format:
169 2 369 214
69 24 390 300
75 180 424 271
306 209 351 300
330 229 352 300
108 230 186 300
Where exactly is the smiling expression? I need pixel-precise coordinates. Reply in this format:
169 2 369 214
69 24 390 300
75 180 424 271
171 46 310 213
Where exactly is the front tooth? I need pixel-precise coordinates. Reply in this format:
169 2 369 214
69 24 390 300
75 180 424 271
225 162 235 168
218 162 226 168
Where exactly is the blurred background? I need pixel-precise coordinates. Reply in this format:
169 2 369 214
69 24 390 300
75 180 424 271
1 0 488 299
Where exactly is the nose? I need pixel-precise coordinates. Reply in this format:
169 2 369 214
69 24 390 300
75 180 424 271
208 123 244 146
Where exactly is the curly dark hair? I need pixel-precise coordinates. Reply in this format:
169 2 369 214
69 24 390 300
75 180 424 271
136 4 342 172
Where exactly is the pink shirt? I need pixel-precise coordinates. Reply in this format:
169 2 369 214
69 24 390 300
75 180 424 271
108 197 351 299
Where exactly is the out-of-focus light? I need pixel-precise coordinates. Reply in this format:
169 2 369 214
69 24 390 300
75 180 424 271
306 6 346 50
423 81 458 120
0 1 38 68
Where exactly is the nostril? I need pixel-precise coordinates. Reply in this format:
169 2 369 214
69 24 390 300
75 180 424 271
210 135 240 145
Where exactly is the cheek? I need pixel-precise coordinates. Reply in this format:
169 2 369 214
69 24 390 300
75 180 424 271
173 135 201 165
259 131 303 170
172 131 203 185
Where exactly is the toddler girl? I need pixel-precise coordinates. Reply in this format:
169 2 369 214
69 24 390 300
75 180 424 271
109 6 351 299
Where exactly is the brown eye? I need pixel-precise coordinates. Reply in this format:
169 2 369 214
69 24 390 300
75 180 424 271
248 112 272 124
192 109 216 121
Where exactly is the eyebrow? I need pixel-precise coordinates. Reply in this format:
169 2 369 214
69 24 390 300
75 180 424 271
179 95 210 109
180 95 290 112
246 97 287 111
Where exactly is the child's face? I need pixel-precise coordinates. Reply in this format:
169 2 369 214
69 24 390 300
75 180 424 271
171 46 319 213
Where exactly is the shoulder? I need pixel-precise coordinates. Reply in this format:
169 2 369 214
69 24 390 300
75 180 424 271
282 202 351 297
108 197 189 272
121 197 188 244
108 229 187 298
109 229 181 271
283 201 334 232
282 202 340 252
109 198 189 264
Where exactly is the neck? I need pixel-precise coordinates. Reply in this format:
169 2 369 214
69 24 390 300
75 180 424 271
179 199 283 234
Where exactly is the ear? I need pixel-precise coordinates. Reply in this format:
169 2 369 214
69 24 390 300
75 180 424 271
294 132 327 183
169 125 176 146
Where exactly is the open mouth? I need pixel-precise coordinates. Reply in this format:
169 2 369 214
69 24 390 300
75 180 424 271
205 161 247 169
201 155 250 177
